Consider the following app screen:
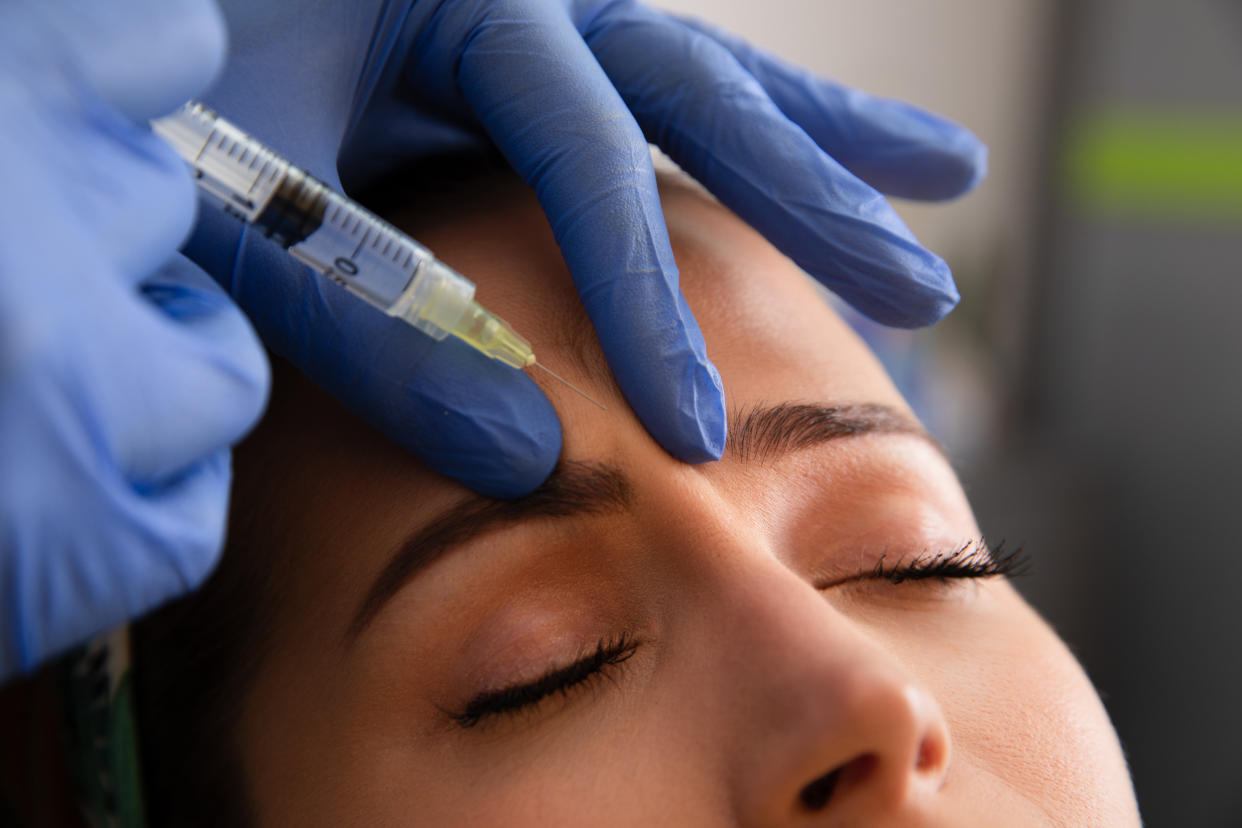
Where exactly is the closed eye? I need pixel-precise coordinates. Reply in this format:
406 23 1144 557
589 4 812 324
871 539 1029 584
816 539 1029 591
449 634 639 729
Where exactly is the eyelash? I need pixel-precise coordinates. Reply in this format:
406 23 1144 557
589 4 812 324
451 633 639 729
863 539 1029 585
451 541 1025 729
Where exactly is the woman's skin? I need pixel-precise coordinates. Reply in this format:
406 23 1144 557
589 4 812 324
233 174 1139 825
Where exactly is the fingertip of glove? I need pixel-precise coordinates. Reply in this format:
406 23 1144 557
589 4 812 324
864 256 961 329
141 256 272 436
684 359 728 463
642 354 727 465
395 345 564 500
434 404 563 499
968 137 989 185
937 131 989 199
848 98 990 201
129 447 233 593
915 281 961 327
453 449 561 499
869 131 989 202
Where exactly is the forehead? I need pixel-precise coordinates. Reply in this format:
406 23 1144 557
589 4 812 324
391 173 910 450
244 175 924 647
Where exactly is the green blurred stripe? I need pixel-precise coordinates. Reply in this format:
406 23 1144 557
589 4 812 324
1063 111 1242 221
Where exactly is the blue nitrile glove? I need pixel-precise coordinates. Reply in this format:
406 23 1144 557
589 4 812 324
0 0 268 679
198 0 986 498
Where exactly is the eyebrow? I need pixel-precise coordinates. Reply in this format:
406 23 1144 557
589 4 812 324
346 402 932 641
726 402 933 462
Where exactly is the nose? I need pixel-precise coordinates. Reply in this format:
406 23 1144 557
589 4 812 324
719 567 953 824
789 674 951 818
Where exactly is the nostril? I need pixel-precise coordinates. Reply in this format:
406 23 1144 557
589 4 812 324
916 733 944 772
798 769 841 811
799 754 880 811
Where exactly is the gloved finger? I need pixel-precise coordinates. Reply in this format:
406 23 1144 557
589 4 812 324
98 254 269 486
10 447 234 675
673 14 986 201
112 446 235 598
71 113 200 285
1 14 201 285
583 2 956 328
15 0 227 121
0 255 258 672
207 0 392 185
431 0 725 463
188 218 562 498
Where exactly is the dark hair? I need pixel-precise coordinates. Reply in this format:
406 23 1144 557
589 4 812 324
130 359 305 827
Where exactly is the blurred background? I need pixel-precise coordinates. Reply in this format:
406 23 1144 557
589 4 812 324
654 0 1241 824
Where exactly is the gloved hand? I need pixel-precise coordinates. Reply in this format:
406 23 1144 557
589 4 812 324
198 0 986 498
0 0 268 678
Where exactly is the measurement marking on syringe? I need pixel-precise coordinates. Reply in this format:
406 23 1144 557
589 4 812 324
352 227 371 258
248 160 275 194
194 129 218 163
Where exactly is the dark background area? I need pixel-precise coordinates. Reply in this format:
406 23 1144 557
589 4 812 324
962 2 1242 824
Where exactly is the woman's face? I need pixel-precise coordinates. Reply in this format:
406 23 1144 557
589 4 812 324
235 177 1138 825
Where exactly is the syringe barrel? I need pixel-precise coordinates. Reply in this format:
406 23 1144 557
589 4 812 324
152 102 285 224
151 102 478 343
273 167 475 341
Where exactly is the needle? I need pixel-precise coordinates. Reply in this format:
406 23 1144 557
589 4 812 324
529 361 608 410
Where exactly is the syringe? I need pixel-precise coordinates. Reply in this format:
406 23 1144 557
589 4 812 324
152 101 603 408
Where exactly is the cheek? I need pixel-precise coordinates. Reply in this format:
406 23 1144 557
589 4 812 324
908 586 1135 820
373 716 724 828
